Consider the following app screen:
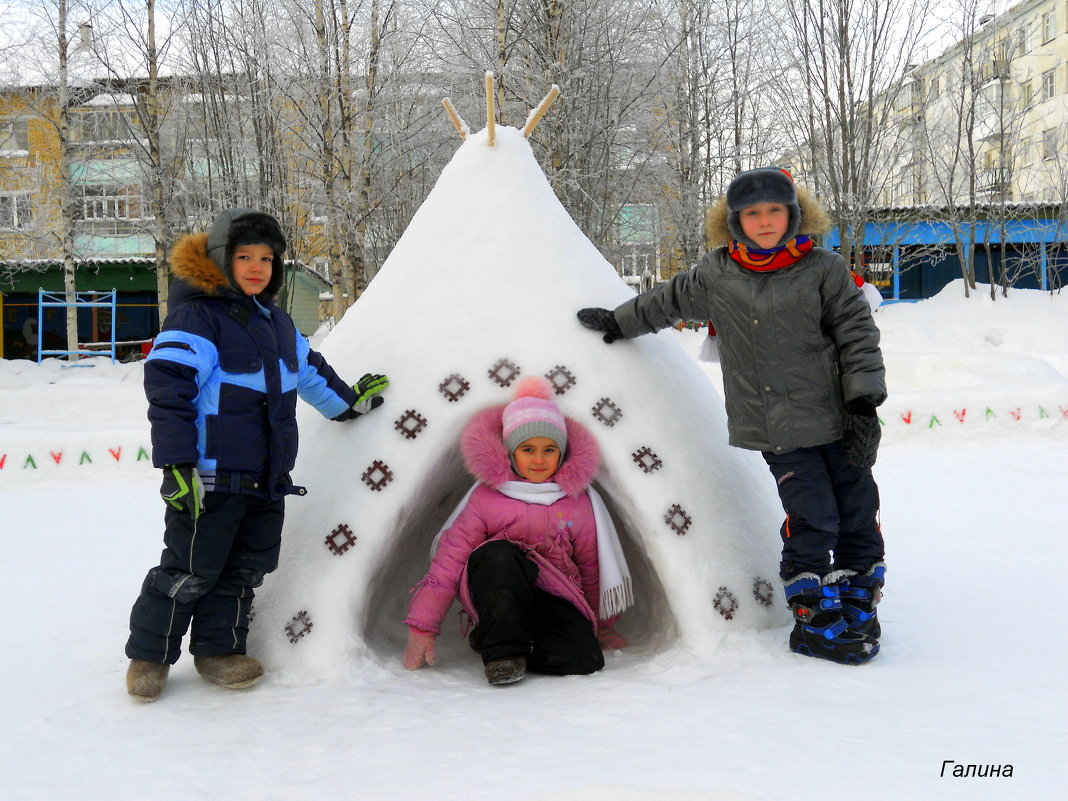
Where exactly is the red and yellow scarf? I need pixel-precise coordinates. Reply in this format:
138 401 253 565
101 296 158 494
728 235 812 272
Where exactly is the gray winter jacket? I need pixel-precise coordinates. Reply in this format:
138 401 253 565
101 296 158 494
614 246 886 454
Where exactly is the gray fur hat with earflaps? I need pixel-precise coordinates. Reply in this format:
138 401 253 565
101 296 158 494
705 169 832 250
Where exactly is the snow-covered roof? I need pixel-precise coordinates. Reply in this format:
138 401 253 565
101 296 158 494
868 200 1066 215
82 92 137 107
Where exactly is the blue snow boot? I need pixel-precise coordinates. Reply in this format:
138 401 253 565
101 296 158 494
838 563 886 640
785 573 879 665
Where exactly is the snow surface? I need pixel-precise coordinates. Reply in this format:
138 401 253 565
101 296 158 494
2 280 1065 801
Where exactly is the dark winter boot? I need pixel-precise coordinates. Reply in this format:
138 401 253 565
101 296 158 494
838 562 886 640
126 658 169 702
193 654 265 689
785 574 879 665
484 656 526 685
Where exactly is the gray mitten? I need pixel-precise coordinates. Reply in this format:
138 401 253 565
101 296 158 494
577 307 623 344
843 401 881 469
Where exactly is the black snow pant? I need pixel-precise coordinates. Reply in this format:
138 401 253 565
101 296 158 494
126 492 284 665
762 439 884 580
467 540 604 676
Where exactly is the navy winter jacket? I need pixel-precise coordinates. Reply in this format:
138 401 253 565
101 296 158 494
145 211 357 499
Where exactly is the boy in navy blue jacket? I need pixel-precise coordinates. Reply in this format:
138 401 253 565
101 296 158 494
125 208 388 701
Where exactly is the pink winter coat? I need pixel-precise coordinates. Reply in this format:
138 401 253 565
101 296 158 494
404 405 602 635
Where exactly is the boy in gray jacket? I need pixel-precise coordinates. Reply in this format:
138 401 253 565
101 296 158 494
578 167 886 664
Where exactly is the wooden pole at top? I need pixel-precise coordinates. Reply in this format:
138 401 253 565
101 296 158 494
485 72 496 147
441 98 467 140
522 85 560 138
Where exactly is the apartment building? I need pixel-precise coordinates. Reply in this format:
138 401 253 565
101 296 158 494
882 0 1067 205
0 79 330 359
782 1 1068 299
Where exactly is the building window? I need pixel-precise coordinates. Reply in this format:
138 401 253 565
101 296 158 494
75 184 142 219
1041 69 1056 101
1017 137 1031 165
1043 128 1058 160
1022 79 1035 106
0 193 33 228
69 108 139 143
1041 11 1056 43
616 204 659 246
0 117 29 152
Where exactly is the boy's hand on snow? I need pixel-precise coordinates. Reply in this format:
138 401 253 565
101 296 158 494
160 464 205 521
577 308 623 344
403 627 437 670
350 373 389 415
596 623 627 650
843 401 881 469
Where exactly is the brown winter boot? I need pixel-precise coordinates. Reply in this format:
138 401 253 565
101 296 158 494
484 656 526 686
193 654 265 689
126 659 170 702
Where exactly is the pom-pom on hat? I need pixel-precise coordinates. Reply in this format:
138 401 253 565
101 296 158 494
725 167 802 248
502 376 568 456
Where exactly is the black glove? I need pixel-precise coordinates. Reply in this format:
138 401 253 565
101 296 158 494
160 464 205 520
577 307 624 344
843 401 881 469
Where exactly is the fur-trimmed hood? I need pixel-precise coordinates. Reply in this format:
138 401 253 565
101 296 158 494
170 232 237 298
705 184 832 249
460 404 600 498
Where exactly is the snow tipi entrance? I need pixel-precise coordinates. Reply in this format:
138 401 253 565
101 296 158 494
251 86 786 678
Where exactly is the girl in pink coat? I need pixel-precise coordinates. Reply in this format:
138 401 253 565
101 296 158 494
403 377 632 685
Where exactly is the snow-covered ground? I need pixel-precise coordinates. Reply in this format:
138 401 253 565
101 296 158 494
2 282 1066 801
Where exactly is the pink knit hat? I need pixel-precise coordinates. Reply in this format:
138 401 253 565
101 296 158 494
502 377 567 455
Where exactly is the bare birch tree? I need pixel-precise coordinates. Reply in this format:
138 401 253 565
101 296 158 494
781 0 934 271
921 4 986 293
648 0 786 271
12 0 96 357
84 0 192 321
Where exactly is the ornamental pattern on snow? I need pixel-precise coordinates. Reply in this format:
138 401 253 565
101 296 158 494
664 504 692 536
325 523 357 556
713 586 739 621
488 358 521 388
591 397 623 428
438 373 471 403
394 409 429 440
632 446 663 474
752 577 775 608
362 460 394 492
285 610 314 643
544 365 576 396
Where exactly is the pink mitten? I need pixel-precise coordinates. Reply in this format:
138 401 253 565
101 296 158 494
403 626 437 670
597 623 627 650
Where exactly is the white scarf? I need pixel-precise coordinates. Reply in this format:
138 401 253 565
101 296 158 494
430 481 634 620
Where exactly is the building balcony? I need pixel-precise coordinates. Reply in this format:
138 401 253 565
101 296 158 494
978 167 1011 197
